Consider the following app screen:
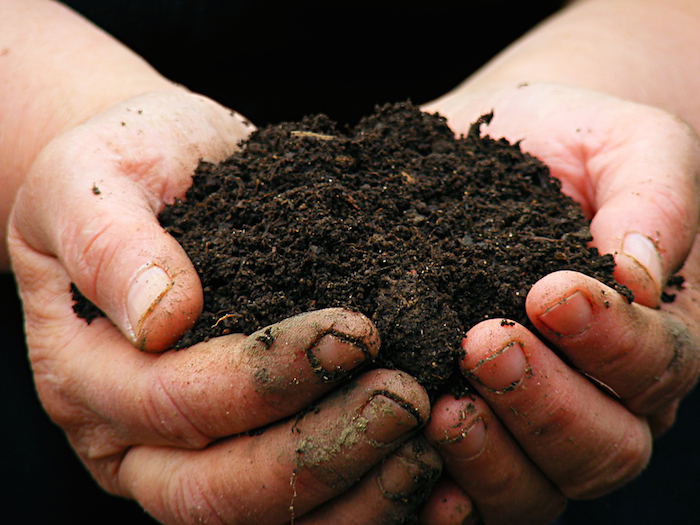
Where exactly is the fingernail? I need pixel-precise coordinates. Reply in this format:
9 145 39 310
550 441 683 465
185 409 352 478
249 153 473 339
467 342 527 392
127 265 173 339
361 394 420 445
378 453 423 500
622 232 662 290
308 332 371 381
538 290 593 336
441 418 487 459
378 440 441 501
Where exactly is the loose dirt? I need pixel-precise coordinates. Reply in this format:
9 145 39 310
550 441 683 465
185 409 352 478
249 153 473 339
155 101 629 395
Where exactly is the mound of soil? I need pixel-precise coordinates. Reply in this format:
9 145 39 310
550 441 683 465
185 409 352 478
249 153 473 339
155 101 628 395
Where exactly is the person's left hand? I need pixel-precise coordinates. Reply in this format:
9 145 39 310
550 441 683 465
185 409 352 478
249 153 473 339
417 83 700 524
9 90 442 524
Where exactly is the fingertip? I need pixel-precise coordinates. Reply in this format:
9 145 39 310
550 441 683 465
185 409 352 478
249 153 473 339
536 290 594 338
296 308 382 371
354 369 432 432
426 391 567 525
614 231 662 308
330 308 382 359
121 236 203 352
613 258 658 309
425 396 487 461
298 437 442 524
459 320 532 393
418 477 477 525
526 270 614 338
378 437 442 503
131 262 203 352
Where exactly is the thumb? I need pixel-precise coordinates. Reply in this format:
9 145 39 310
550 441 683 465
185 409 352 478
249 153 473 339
426 84 700 307
582 111 700 307
441 85 700 308
11 91 253 351
535 104 700 308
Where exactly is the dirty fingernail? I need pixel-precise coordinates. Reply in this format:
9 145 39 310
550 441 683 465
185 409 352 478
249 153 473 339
127 265 173 340
622 232 662 290
467 342 527 392
441 418 487 459
378 440 441 500
378 454 424 500
538 290 593 336
309 333 371 381
361 394 420 445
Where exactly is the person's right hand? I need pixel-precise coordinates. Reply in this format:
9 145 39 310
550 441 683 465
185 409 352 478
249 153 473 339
418 82 700 525
8 90 440 524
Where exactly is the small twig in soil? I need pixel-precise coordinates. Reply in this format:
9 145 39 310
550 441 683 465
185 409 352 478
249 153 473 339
290 130 336 141
212 313 236 328
530 236 560 243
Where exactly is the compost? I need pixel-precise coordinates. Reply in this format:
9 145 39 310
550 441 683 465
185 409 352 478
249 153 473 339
153 101 630 394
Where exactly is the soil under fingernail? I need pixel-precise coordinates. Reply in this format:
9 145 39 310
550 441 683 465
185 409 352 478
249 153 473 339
622 232 663 289
539 290 593 336
361 394 420 445
442 417 487 459
467 342 528 392
378 438 442 502
308 332 370 381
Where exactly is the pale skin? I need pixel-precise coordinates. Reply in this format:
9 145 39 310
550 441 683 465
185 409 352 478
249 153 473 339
3 1 700 524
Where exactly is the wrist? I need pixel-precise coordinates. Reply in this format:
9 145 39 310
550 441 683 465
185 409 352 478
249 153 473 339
434 0 700 131
0 0 185 271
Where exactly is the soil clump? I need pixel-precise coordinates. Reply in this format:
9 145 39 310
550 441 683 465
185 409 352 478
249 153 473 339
153 101 629 396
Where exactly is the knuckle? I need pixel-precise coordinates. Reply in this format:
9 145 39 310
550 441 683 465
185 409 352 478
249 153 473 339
162 473 233 525
66 216 122 296
144 370 212 449
582 324 638 381
664 319 700 393
625 316 700 415
561 422 651 499
30 350 132 461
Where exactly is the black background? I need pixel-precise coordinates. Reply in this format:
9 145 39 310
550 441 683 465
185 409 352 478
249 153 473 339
3 2 699 523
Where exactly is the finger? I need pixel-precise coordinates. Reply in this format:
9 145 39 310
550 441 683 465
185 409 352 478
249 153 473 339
418 477 478 525
299 437 442 525
460 320 653 499
11 247 380 455
118 369 430 525
11 91 252 351
424 395 565 525
526 271 700 424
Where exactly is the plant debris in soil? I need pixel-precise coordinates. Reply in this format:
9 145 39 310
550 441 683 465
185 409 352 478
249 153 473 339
76 101 631 396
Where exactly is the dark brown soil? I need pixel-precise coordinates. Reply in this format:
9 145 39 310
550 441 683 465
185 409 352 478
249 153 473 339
152 101 629 395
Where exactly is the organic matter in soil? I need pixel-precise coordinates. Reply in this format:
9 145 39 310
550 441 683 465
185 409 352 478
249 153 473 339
155 101 629 395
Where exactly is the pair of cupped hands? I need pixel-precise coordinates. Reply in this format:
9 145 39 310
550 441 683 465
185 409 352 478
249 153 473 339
9 83 700 525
